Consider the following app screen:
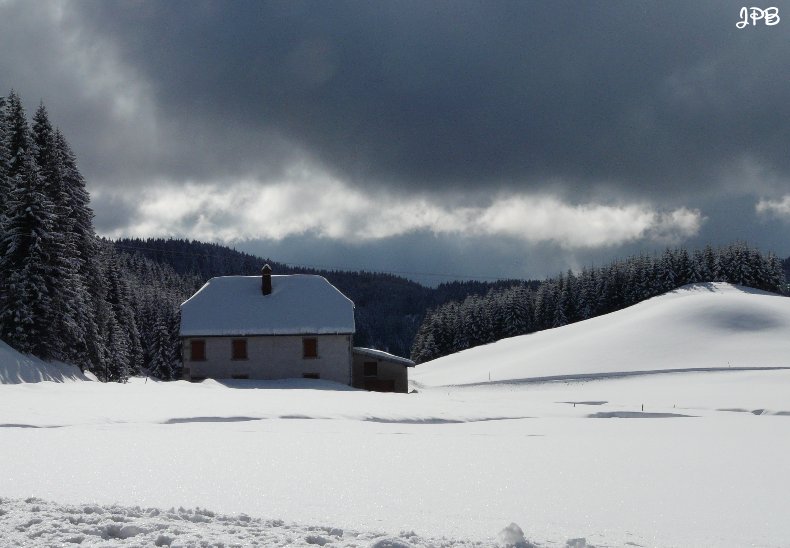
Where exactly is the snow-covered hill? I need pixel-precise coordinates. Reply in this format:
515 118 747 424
0 339 94 384
413 282 790 386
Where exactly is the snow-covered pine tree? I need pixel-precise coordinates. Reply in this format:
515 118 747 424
102 243 144 379
623 257 640 306
689 249 705 284
0 94 58 356
675 248 693 287
728 242 751 286
596 263 616 314
533 281 554 330
639 255 658 301
748 247 767 290
577 267 596 320
147 311 174 380
410 310 441 363
56 128 106 371
464 294 492 347
0 94 9 216
561 270 579 323
702 245 720 281
0 94 8 287
658 248 677 292
441 302 465 354
105 313 131 382
417 333 439 364
552 275 568 328
31 104 89 365
167 308 183 379
501 284 531 338
485 289 508 342
766 253 787 294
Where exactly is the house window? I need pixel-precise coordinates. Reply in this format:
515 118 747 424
303 337 318 359
363 361 378 377
232 339 248 360
191 340 206 361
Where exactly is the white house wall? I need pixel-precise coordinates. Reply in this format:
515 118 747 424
184 335 352 384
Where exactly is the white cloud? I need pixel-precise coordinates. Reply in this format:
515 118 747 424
756 196 790 220
476 197 703 247
98 168 705 250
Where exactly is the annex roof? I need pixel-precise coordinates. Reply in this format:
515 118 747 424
353 347 416 367
180 275 355 337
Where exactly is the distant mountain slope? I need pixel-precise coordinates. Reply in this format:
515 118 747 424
113 238 528 357
413 282 790 386
0 339 94 384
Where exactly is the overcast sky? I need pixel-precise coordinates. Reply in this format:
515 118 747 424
1 0 788 284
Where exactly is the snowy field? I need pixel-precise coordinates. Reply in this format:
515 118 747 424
2 283 790 547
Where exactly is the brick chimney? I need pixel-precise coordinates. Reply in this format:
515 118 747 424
261 264 272 295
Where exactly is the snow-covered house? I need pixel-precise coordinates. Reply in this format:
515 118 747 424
180 266 355 384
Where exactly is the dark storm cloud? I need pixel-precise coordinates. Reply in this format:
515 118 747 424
2 0 788 280
68 0 790 198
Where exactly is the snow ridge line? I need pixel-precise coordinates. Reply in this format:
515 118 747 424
426 366 790 388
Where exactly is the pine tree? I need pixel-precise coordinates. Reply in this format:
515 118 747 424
766 254 787 293
658 249 677 292
418 333 439 364
102 244 144 379
501 285 531 338
676 248 693 286
105 314 130 382
31 104 87 364
167 308 183 379
0 138 57 355
577 268 597 320
57 129 106 371
552 277 568 328
690 250 705 283
148 311 174 380
702 245 720 281
0 94 9 216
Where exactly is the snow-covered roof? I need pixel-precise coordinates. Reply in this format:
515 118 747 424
180 275 355 336
353 347 415 367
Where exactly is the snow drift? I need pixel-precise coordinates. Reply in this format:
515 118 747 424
0 339 94 384
413 282 790 386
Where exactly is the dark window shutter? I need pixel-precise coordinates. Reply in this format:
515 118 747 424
303 338 318 358
191 340 206 361
232 339 248 360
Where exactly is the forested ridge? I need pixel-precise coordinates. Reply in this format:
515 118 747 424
411 244 789 364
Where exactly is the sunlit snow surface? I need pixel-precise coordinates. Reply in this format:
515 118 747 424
413 282 790 386
0 339 94 384
1 283 790 547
